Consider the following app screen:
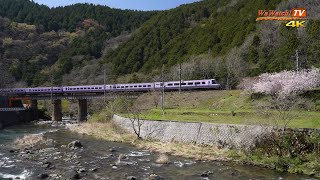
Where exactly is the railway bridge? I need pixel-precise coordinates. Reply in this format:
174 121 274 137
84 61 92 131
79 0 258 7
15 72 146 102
7 92 139 122
1 79 220 122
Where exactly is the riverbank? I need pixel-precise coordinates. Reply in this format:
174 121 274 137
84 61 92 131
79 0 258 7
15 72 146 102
68 122 230 161
1 121 305 179
69 121 320 178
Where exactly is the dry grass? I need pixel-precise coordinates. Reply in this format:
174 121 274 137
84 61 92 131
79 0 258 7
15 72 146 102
68 122 134 143
70 122 230 161
14 134 46 149
137 141 230 161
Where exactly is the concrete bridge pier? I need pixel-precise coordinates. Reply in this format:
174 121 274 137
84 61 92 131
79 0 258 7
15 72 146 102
31 100 39 120
52 100 62 121
78 99 87 122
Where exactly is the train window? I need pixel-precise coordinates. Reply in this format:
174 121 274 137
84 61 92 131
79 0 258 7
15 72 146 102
125 86 128 88
121 86 124 88
212 80 216 84
181 83 186 85
139 85 142 87
130 86 133 88
143 85 146 87
202 82 205 84
134 86 137 88
99 87 102 89
81 88 83 90
195 82 200 85
174 83 179 86
168 83 173 86
148 85 151 87
188 82 193 85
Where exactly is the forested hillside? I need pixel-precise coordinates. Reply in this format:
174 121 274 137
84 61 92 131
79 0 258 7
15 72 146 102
0 0 155 33
103 0 320 88
103 0 281 75
0 0 319 88
0 0 155 86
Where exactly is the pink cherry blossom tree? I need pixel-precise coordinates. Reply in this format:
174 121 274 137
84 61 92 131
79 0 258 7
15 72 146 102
247 68 320 129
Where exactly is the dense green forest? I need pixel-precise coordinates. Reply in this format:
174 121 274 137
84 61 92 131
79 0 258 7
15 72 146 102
0 0 155 33
0 0 319 88
104 0 282 75
0 0 155 86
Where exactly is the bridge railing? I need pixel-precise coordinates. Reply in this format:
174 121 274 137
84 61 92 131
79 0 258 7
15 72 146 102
0 107 27 111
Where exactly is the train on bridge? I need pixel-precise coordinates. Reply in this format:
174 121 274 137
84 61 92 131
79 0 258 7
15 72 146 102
0 79 220 95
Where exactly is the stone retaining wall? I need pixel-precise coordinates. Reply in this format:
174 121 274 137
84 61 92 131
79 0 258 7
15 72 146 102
0 110 32 129
112 115 273 149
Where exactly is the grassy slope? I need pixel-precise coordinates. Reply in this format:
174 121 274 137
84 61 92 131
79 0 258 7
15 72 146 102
134 90 320 129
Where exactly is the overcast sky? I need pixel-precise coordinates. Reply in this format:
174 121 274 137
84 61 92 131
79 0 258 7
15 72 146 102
32 0 199 11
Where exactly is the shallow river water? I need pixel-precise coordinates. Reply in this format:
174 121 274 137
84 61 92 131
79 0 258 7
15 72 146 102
0 122 318 180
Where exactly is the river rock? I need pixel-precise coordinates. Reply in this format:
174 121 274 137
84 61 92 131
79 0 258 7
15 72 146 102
230 170 240 176
65 170 81 179
201 171 213 177
78 168 86 173
41 161 51 168
89 167 98 172
148 174 164 180
37 173 49 179
49 174 59 179
9 149 18 153
68 140 83 149
109 148 116 152
126 176 137 180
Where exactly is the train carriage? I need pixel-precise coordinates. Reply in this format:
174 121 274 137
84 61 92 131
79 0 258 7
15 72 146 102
63 85 105 93
26 87 63 94
1 79 220 95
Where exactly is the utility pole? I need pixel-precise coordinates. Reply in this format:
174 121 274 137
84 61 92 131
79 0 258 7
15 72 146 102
161 64 165 116
104 69 106 104
295 49 299 71
179 63 182 94
51 75 53 105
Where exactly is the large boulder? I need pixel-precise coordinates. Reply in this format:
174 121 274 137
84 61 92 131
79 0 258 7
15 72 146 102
67 140 83 149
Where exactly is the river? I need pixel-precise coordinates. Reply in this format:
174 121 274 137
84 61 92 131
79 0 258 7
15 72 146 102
0 121 317 179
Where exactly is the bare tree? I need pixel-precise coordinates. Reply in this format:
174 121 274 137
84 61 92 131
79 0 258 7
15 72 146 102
117 96 145 139
127 107 144 139
149 89 161 109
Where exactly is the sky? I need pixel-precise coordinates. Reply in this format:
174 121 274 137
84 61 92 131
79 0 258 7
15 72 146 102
32 0 200 11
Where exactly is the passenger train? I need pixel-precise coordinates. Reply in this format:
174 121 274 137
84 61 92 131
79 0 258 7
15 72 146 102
0 79 220 95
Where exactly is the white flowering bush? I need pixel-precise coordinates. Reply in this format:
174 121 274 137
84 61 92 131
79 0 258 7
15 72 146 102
252 68 320 98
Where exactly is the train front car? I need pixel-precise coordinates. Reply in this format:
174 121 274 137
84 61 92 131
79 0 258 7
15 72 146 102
158 79 220 90
208 79 220 89
26 87 63 95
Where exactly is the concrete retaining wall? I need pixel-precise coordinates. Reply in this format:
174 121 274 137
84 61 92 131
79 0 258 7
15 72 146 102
112 115 273 149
